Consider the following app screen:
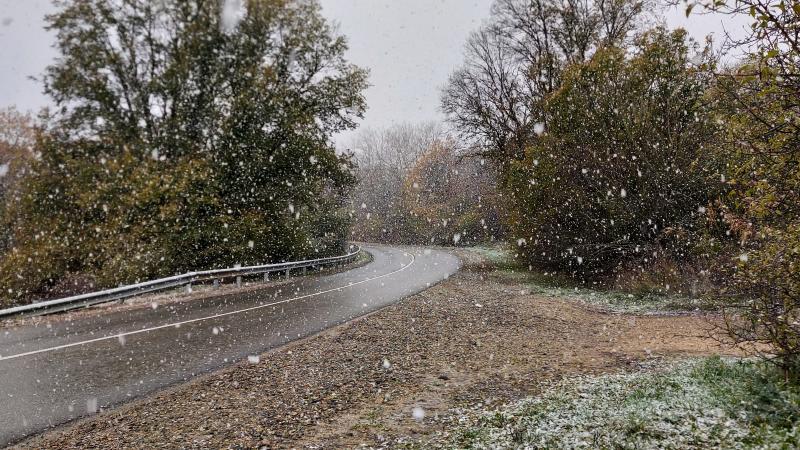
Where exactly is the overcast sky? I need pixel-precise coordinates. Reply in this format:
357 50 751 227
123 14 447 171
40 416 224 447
0 0 747 147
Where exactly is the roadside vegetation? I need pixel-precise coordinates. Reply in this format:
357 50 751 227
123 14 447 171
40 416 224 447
438 0 800 383
346 0 800 383
464 245 716 314
443 357 800 449
0 0 367 305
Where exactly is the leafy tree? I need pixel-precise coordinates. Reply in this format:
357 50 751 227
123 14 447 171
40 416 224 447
505 28 721 278
681 0 800 377
0 0 367 303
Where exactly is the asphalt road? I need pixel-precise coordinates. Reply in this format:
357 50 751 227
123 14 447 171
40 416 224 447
0 245 460 447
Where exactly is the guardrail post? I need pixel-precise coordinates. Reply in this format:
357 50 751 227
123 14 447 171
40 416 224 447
263 272 269 282
213 279 219 290
185 283 192 294
236 276 242 287
285 268 290 278
302 267 307 275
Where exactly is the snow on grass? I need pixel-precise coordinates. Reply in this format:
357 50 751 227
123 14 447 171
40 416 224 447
462 245 713 314
510 271 715 314
463 245 517 268
516 276 714 314
445 358 800 449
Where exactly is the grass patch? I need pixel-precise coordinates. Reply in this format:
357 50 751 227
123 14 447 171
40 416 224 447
444 357 800 449
461 245 715 314
516 278 715 314
461 245 518 269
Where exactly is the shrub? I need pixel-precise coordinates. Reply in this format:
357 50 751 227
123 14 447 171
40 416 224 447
681 0 800 382
712 63 800 380
505 28 721 279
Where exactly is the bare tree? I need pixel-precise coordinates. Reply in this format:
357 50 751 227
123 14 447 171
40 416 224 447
442 0 651 162
441 28 534 162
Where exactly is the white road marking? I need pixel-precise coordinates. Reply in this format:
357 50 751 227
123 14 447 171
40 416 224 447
0 251 416 362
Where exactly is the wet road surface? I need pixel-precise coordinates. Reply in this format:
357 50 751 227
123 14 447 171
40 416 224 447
0 245 460 446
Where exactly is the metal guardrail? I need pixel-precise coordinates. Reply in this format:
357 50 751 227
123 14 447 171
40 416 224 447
0 245 362 319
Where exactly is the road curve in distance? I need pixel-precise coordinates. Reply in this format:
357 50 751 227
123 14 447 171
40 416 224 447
0 244 460 447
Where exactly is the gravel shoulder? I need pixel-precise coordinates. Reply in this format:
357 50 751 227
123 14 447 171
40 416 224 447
15 248 738 449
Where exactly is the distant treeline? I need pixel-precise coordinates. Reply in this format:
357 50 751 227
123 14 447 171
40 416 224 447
348 123 504 247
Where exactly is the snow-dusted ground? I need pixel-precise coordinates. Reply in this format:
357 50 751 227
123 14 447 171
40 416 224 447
443 358 800 449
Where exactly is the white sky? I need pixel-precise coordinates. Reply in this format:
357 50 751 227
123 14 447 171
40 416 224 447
0 0 748 147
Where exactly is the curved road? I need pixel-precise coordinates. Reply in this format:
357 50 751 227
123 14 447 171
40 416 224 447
0 245 460 446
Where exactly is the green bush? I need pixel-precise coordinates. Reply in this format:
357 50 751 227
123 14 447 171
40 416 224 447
1 139 353 303
505 29 721 278
0 0 365 304
714 71 800 366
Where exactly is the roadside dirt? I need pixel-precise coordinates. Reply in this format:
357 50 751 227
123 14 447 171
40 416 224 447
16 249 738 449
